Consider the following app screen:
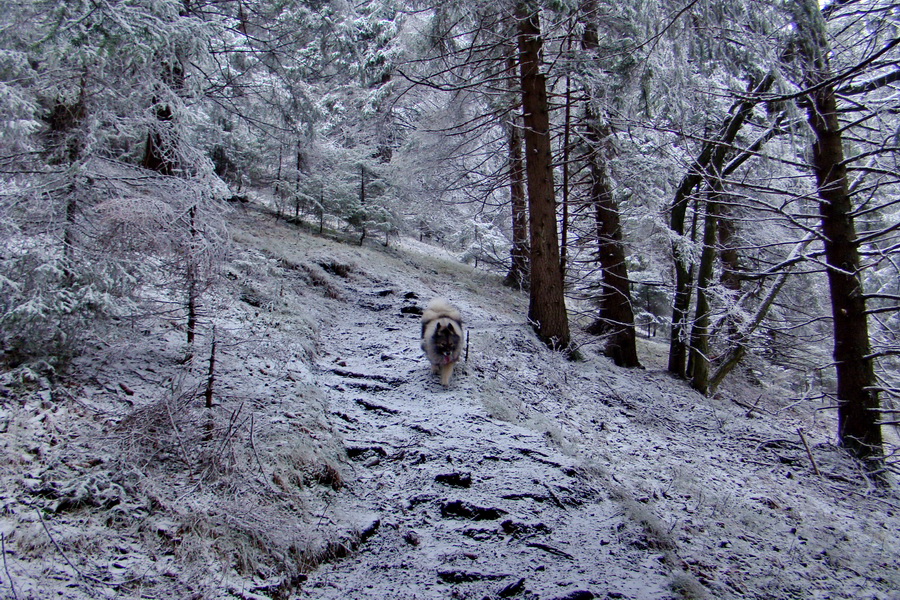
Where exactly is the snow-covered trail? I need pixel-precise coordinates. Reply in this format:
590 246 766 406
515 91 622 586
2 205 896 600
206 208 900 600
297 269 678 599
275 219 899 600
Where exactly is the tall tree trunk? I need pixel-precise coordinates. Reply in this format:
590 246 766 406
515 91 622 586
580 0 640 368
709 235 814 393
186 205 198 347
794 0 882 467
717 113 786 300
142 101 178 175
718 213 741 294
716 201 742 345
503 51 530 290
666 74 773 377
583 118 641 367
718 114 787 347
359 164 367 245
47 78 87 270
668 248 693 376
503 115 530 289
560 51 572 277
516 1 570 351
319 186 325 234
687 192 720 394
295 145 305 220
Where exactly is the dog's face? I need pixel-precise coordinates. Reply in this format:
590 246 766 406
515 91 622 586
432 321 461 358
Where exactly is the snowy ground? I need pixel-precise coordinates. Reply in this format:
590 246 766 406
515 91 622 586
1 202 897 599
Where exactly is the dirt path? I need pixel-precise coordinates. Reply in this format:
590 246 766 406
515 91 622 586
297 276 676 600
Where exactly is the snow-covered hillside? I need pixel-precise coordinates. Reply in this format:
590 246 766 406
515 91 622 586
1 203 897 600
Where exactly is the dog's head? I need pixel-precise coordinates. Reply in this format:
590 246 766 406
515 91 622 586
432 320 461 358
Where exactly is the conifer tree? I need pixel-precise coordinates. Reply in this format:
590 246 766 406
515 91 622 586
792 0 883 468
515 1 571 351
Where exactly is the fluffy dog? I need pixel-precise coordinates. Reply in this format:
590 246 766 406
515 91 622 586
421 299 464 386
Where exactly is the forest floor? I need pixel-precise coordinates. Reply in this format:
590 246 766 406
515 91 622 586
1 200 898 600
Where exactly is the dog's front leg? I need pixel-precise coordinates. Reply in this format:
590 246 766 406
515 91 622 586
439 363 454 386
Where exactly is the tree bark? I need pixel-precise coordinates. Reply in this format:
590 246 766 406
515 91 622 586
667 75 773 377
579 1 640 367
687 193 720 393
141 103 177 176
516 1 570 351
358 163 367 245
503 51 530 290
794 0 882 467
47 83 87 270
205 326 216 408
583 119 640 367
186 205 198 346
560 54 572 277
718 212 741 294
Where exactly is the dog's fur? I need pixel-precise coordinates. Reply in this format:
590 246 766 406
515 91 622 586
420 299 464 386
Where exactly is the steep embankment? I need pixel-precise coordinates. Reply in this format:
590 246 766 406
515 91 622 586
1 202 897 600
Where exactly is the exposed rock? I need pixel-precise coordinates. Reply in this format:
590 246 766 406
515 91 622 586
498 577 526 597
403 530 421 546
435 472 472 488
526 542 574 560
440 500 507 521
501 519 551 537
437 570 510 584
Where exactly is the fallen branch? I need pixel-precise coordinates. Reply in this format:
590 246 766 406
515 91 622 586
731 394 769 417
542 483 567 510
2 532 18 600
525 542 574 560
249 413 265 475
797 428 821 476
354 398 399 415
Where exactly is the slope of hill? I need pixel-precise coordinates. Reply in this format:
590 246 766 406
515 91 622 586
0 202 897 600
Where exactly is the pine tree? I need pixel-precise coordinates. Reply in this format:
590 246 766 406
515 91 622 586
579 0 640 367
516 1 571 351
792 0 883 468
503 45 530 290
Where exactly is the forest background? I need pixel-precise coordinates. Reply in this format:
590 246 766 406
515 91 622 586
3 0 897 469
2 0 900 597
